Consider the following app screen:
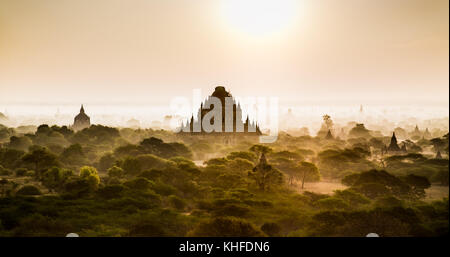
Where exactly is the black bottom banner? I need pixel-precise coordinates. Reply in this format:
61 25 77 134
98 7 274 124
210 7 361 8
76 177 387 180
0 237 447 256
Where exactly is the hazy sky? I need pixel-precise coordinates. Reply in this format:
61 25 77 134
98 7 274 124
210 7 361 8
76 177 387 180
0 0 448 106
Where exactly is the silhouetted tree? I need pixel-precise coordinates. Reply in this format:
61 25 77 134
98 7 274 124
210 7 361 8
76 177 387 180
297 161 320 189
22 147 59 180
248 153 283 191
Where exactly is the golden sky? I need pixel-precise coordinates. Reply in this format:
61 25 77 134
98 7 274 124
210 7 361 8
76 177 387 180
0 0 448 106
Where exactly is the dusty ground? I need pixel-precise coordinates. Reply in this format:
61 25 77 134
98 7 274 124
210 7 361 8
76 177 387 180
294 180 348 195
193 160 206 167
424 185 449 202
293 180 449 201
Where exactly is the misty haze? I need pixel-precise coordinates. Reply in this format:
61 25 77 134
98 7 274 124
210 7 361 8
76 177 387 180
0 0 448 238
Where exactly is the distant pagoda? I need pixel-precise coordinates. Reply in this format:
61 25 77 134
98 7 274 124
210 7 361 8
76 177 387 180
384 132 407 154
325 129 334 140
387 132 401 152
72 105 91 131
410 125 422 138
423 128 432 139
179 86 262 136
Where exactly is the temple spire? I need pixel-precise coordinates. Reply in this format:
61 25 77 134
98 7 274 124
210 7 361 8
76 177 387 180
388 132 400 152
325 129 333 139
73 104 90 131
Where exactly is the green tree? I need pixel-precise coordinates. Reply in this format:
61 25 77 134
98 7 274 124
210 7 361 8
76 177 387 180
226 151 257 163
248 153 283 191
79 166 100 191
107 165 124 179
317 197 349 210
120 157 142 176
342 170 420 199
228 158 254 173
0 165 11 176
430 137 448 153
168 195 186 210
41 167 73 192
205 157 228 166
8 136 32 151
98 152 116 172
297 161 320 189
249 144 273 156
96 184 125 199
261 222 281 236
15 168 28 177
401 174 431 199
123 177 153 191
63 179 91 198
271 157 298 185
333 189 370 207
139 137 192 159
271 150 303 161
59 144 86 166
22 147 59 180
137 154 168 171
0 148 25 170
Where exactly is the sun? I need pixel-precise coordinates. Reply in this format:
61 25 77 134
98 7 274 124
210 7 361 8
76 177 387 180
220 0 298 38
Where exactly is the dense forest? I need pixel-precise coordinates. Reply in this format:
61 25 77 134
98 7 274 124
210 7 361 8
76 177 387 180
0 122 448 237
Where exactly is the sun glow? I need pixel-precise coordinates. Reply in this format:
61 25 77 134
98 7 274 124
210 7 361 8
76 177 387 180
220 0 299 37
